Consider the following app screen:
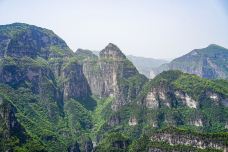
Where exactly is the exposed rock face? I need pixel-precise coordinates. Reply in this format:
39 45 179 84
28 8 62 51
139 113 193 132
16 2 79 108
155 44 228 79
128 116 137 126
94 133 130 152
1 23 228 152
175 91 197 108
190 119 203 127
136 71 228 130
145 91 159 109
143 85 175 109
67 142 80 152
108 115 121 127
148 148 171 152
150 132 226 151
0 58 59 103
82 43 147 110
84 139 93 152
0 23 93 104
0 23 92 150
62 61 91 101
225 122 228 129
0 97 27 144
48 58 92 105
0 23 79 106
112 140 129 149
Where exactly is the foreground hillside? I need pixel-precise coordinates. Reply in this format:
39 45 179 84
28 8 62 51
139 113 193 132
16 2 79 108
0 23 227 152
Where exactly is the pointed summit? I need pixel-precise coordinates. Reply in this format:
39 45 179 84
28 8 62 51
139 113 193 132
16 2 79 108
99 43 126 59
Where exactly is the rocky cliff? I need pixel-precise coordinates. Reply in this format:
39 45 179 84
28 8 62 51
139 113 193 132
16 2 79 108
0 23 94 151
140 71 228 129
0 96 28 152
96 70 228 142
150 130 226 151
129 127 228 152
78 43 147 111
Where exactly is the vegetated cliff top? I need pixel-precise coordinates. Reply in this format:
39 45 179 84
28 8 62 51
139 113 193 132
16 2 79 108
0 22 73 59
75 48 98 60
151 70 228 95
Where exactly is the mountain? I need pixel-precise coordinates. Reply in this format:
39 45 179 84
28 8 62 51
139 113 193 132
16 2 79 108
0 23 92 151
127 55 168 78
0 23 227 152
77 43 147 111
92 51 169 78
155 44 228 79
0 23 147 151
95 70 228 151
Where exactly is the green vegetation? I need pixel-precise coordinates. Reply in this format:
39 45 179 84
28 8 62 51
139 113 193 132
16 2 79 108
1 23 228 152
0 56 49 68
49 45 66 56
91 97 113 138
96 127 226 152
95 132 130 152
173 73 228 97
130 138 222 152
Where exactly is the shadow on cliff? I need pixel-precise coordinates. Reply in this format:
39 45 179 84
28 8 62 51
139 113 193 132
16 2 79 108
76 96 97 111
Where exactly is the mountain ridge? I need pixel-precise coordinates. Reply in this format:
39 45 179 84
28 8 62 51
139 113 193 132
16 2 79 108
154 44 228 79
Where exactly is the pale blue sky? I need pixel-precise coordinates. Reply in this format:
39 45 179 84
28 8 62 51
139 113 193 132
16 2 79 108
0 0 227 58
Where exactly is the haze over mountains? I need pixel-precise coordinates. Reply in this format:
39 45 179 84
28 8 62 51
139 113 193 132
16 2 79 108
0 23 227 152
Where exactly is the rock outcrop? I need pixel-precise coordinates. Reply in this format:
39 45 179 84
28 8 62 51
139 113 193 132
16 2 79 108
150 128 227 151
67 142 80 152
0 96 27 151
0 23 92 151
81 43 147 110
137 71 228 128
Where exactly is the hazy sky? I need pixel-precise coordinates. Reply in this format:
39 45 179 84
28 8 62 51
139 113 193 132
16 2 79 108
0 0 228 59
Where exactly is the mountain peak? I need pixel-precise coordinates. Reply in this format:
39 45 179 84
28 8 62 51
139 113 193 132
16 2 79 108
99 43 126 59
0 23 73 59
206 44 228 51
207 44 220 48
106 43 119 48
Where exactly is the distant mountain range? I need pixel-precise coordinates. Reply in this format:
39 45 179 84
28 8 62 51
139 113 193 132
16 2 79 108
127 55 168 78
154 44 228 79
